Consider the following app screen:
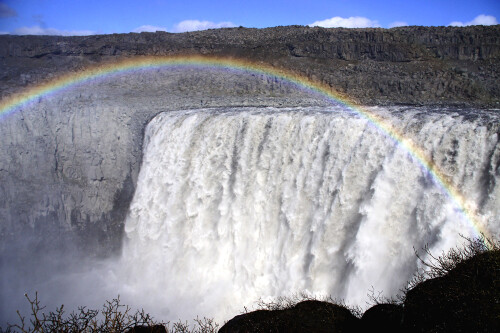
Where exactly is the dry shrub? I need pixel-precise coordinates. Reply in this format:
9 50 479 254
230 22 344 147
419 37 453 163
1 294 218 333
405 234 499 293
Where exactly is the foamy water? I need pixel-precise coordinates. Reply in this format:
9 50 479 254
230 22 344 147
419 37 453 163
113 106 499 321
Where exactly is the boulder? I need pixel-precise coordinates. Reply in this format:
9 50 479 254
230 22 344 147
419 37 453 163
219 300 360 333
402 250 500 332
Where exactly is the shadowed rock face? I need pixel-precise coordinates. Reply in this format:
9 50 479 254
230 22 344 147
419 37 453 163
360 304 403 333
219 300 360 333
402 250 500 333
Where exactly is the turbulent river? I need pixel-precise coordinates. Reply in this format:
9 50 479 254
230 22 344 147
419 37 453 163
116 106 499 321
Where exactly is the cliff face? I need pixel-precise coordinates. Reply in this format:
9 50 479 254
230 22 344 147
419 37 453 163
1 25 500 106
1 25 499 61
0 25 499 261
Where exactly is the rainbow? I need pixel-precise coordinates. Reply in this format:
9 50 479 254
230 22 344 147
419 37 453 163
0 55 493 244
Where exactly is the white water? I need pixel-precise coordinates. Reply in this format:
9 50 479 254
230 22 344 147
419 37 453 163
117 106 499 321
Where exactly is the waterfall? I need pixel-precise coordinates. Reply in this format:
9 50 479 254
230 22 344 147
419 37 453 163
118 106 499 321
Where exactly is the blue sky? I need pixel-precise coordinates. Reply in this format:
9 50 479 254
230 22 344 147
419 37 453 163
0 0 498 35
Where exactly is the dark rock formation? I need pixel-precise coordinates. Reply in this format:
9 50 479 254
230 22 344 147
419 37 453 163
360 304 403 333
402 249 500 332
219 300 360 333
1 25 499 106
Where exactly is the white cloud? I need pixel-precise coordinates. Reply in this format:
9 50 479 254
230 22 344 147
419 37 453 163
308 16 380 28
133 25 168 33
172 20 236 33
389 21 408 28
12 26 96 36
449 14 498 27
0 31 9 35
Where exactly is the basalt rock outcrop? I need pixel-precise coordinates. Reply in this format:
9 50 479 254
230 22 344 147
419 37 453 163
218 300 360 333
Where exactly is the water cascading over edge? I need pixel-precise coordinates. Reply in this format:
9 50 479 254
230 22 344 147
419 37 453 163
119 106 499 321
